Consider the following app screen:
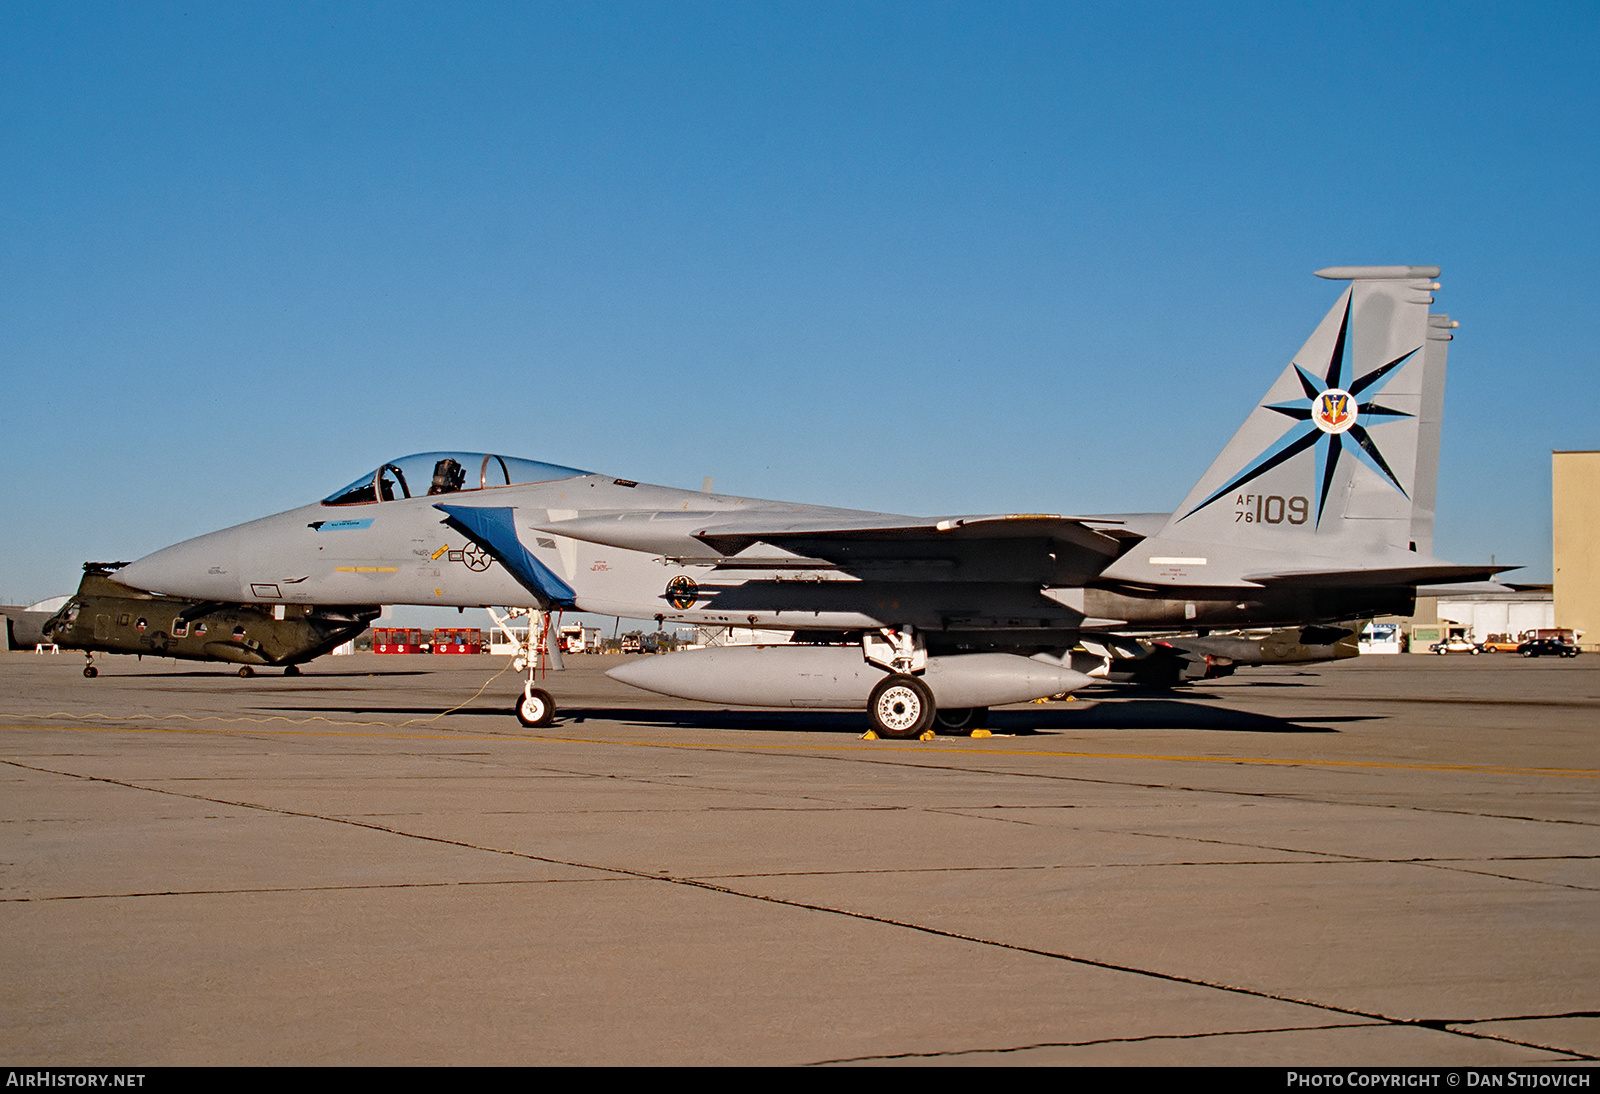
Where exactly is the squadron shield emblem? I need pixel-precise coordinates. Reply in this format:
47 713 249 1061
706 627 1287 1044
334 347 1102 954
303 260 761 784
665 576 699 610
1312 388 1356 434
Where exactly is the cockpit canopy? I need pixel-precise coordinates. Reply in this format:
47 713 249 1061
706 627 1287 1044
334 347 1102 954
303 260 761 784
323 452 589 506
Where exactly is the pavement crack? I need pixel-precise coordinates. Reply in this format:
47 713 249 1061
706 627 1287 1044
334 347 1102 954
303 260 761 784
6 756 1595 1063
804 1020 1386 1063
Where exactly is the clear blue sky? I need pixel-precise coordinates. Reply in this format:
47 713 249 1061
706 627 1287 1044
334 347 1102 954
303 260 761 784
3 2 1594 611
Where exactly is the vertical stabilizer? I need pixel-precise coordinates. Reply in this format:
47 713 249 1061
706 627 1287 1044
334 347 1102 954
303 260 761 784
1101 266 1448 587
1407 313 1455 558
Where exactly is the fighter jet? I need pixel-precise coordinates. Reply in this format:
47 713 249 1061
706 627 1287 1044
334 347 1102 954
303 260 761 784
1086 623 1362 689
42 563 379 677
117 266 1499 736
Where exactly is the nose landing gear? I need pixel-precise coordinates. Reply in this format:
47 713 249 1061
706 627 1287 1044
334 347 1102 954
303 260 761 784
516 685 555 727
490 607 562 728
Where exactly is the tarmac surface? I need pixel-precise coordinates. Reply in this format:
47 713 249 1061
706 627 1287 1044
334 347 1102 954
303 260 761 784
1 647 1596 1065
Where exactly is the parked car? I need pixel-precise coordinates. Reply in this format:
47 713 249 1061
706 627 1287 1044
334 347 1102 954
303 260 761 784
1429 637 1481 655
1517 638 1580 658
1479 633 1523 653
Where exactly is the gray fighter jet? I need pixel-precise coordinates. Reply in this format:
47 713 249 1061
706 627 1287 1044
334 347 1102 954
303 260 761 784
117 266 1499 736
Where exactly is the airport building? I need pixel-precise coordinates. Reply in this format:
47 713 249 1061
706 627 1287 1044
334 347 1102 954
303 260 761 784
1432 586 1554 645
1553 450 1599 650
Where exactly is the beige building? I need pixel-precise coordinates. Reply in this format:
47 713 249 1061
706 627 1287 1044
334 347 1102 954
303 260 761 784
1553 450 1599 650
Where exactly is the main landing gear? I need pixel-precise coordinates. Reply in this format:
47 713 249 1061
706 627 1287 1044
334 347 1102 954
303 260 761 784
865 675 990 739
860 627 987 739
83 652 98 679
933 706 989 734
868 674 934 739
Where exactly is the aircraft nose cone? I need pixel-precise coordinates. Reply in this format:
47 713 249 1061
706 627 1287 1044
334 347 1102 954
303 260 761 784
119 527 247 600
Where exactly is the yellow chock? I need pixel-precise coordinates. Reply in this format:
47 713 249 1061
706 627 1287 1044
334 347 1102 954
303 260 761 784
1062 694 1076 702
918 729 936 741
862 730 880 740
971 729 992 739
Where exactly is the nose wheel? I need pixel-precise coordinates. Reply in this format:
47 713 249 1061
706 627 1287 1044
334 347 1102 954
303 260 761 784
83 653 98 679
516 685 556 727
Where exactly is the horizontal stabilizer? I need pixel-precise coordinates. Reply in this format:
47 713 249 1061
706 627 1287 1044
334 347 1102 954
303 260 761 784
435 505 577 608
1243 564 1514 588
1415 580 1522 597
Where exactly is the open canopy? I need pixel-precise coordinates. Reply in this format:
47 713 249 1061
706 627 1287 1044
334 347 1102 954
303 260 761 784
322 452 589 506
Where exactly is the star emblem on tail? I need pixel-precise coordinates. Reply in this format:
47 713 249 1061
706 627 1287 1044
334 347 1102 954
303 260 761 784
1181 296 1418 527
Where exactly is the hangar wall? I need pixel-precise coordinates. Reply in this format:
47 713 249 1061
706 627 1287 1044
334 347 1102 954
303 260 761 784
1436 592 1554 641
1553 450 1599 650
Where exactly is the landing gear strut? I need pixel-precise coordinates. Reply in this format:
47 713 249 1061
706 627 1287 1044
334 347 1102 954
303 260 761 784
490 607 561 728
863 628 938 739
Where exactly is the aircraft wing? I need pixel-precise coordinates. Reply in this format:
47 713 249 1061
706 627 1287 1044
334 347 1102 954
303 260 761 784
689 514 1129 587
522 509 1128 584
693 513 1127 558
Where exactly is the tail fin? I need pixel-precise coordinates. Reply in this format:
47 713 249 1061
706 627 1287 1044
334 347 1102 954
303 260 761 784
1407 311 1455 558
1103 266 1453 586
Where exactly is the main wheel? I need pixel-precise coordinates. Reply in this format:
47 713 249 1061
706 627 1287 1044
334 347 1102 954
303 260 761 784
83 665 98 678
868 674 934 739
516 687 556 728
238 665 254 677
283 663 301 677
933 707 989 735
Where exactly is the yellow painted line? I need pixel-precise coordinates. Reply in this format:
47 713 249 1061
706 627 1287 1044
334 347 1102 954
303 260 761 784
431 545 449 560
1 718 1595 778
335 566 398 573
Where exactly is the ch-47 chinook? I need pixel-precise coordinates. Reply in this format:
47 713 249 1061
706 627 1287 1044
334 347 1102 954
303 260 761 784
117 266 1503 737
